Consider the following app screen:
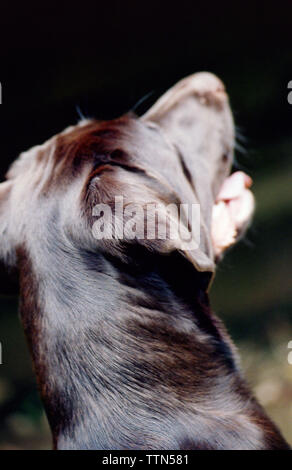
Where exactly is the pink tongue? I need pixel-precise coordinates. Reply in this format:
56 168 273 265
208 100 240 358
211 171 255 258
216 171 253 201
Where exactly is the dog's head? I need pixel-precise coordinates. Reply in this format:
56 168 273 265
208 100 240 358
0 72 253 288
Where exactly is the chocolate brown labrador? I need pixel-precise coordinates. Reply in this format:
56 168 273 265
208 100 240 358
0 73 289 449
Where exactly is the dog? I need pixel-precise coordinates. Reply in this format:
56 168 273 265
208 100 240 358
0 72 289 449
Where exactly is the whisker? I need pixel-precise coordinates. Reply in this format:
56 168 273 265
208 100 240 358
235 125 248 144
131 90 155 113
75 105 86 121
235 141 248 155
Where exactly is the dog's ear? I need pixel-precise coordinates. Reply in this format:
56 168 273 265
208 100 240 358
84 162 205 266
141 72 235 284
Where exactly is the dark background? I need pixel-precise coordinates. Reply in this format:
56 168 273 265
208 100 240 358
0 1 291 449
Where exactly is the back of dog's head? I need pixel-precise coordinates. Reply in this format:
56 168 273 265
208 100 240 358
0 72 234 288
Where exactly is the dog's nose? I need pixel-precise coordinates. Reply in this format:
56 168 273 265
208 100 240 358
142 72 228 122
183 72 227 108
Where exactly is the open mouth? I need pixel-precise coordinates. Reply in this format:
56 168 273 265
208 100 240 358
211 171 255 259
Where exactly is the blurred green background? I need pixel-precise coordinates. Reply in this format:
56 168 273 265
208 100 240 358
0 1 291 449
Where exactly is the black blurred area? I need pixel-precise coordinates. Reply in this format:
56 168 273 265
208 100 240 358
0 1 291 449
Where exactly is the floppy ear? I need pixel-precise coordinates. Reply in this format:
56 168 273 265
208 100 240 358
141 72 235 283
84 162 204 264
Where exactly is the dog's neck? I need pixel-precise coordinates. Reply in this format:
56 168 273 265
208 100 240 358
17 234 238 448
